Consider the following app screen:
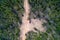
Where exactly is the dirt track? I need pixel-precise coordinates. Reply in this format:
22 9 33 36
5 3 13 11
20 0 46 40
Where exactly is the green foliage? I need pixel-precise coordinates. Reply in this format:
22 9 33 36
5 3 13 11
0 0 23 40
0 0 60 40
26 0 60 40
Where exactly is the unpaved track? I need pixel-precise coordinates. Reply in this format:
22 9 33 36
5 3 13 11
20 0 30 40
20 0 46 40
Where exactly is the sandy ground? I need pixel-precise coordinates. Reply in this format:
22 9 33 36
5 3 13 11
20 0 46 40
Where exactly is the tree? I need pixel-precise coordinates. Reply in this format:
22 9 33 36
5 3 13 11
0 0 23 40
26 0 60 40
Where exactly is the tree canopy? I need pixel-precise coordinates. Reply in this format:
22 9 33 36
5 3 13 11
0 0 60 40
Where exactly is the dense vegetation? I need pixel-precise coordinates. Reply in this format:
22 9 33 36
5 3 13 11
26 0 60 40
0 0 60 40
0 0 23 40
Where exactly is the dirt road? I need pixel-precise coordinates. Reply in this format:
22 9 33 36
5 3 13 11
20 0 46 40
